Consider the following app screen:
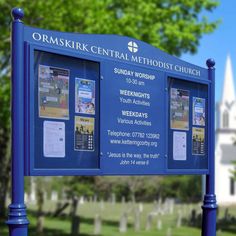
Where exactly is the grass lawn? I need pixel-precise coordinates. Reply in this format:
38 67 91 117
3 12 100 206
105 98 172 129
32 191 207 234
0 202 236 236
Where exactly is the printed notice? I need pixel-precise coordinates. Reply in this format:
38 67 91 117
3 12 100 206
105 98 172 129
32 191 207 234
192 127 205 155
173 131 187 161
43 121 65 157
193 97 205 126
75 78 95 114
38 65 69 119
170 88 189 130
75 116 94 151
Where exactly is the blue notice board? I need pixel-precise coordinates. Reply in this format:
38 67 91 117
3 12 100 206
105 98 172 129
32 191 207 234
22 26 211 176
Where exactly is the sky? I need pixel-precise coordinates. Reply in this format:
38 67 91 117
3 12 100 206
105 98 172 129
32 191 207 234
181 0 236 102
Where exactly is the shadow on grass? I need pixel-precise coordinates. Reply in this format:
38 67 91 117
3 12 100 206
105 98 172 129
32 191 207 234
30 208 132 229
217 223 236 234
28 227 91 236
27 210 121 229
26 208 132 235
0 214 91 236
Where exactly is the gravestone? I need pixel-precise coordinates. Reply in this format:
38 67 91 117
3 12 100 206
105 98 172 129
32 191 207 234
166 228 172 236
79 196 85 205
134 209 140 232
6 193 11 206
30 178 36 203
176 210 182 228
153 200 160 215
169 199 174 214
163 199 169 214
139 203 143 212
145 213 153 231
121 196 126 205
157 219 162 230
100 199 104 210
111 193 116 205
51 191 58 201
24 193 28 202
89 196 93 203
94 214 102 235
119 212 128 233
93 195 97 203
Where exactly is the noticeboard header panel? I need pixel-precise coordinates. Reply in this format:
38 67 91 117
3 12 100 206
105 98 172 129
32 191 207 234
24 26 208 79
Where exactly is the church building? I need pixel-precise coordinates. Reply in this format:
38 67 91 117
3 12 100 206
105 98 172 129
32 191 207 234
215 55 236 204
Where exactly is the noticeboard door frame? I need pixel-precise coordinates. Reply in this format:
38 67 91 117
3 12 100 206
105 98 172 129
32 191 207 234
25 43 102 176
164 72 210 175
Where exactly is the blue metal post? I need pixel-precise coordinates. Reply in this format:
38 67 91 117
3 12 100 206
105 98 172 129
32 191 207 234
202 59 217 236
6 8 29 236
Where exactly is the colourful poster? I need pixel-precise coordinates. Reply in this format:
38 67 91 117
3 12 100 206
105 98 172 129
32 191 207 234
75 78 95 115
170 88 189 130
74 116 94 151
192 127 205 155
193 97 205 126
38 65 69 119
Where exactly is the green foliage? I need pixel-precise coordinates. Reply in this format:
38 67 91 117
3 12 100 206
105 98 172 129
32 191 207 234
63 177 96 198
93 176 201 203
0 75 11 218
230 161 236 180
0 76 10 129
0 0 219 65
159 176 202 202
95 176 152 201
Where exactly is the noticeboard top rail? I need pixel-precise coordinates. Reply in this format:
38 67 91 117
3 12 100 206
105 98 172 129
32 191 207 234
23 26 208 80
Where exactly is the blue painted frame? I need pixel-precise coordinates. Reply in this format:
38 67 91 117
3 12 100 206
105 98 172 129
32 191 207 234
8 7 217 236
22 29 211 176
24 45 212 175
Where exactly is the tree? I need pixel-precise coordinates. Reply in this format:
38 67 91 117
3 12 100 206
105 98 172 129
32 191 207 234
63 177 95 235
95 176 151 201
231 161 236 180
0 0 219 217
94 176 201 203
159 176 202 202
35 177 46 235
0 75 11 218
